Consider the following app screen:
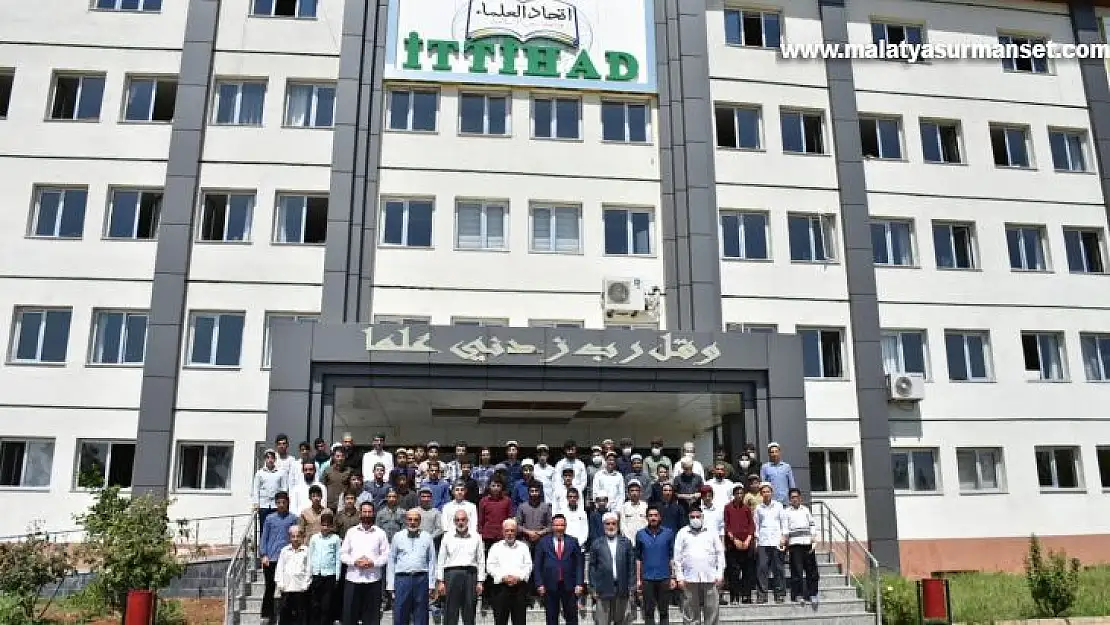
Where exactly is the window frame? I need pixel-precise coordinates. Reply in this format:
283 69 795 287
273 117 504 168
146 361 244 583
890 448 941 494
121 75 177 123
955 447 1006 493
530 203 583 254
989 124 1033 168
798 326 846 379
1005 223 1050 272
719 210 770 260
457 91 511 136
870 218 916 267
174 441 235 492
787 213 837 263
283 81 336 129
780 108 825 155
48 72 106 121
211 79 267 126
380 197 435 248
531 95 582 141
602 206 655 256
262 313 319 369
91 0 162 11
723 8 782 48
88 309 149 366
1020 331 1068 382
1048 128 1088 173
1080 332 1110 382
0 438 55 489
870 21 925 61
248 0 318 19
859 115 904 160
726 323 778 334
529 320 586 328
454 199 509 251
387 87 439 133
1096 446 1110 490
1063 227 1106 274
919 119 963 164
808 448 855 494
998 32 1050 74
944 330 994 382
104 188 162 240
1034 446 1084 491
74 439 137 491
186 311 247 368
0 69 13 119
198 191 256 243
374 315 432 325
451 317 510 327
932 221 978 270
8 307 72 365
273 193 328 245
880 329 929 378
29 186 88 239
714 104 763 150
600 99 651 144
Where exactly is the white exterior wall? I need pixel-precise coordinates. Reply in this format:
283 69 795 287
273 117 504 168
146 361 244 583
0 0 1109 548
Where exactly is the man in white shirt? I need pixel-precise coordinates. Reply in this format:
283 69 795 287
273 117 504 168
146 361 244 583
442 481 479 536
340 501 391 625
618 481 648 544
533 444 558 503
706 464 735 510
783 488 819 605
276 525 311 625
553 440 587 495
552 468 576 515
274 434 299 486
289 459 328 517
673 506 725 625
678 442 706 479
437 509 486 625
560 488 589 547
592 453 626 511
753 483 787 604
697 487 725 543
486 519 533 625
362 433 394 475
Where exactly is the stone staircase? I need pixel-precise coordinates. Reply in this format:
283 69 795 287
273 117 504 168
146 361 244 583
230 552 875 625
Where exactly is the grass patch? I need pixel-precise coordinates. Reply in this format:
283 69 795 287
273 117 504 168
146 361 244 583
946 567 1110 623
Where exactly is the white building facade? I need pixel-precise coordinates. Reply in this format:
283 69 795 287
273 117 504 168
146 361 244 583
1 0 1109 577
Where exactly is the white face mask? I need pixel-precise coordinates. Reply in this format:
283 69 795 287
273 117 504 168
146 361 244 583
622 447 632 456
592 456 603 466
651 447 661 456
739 460 751 469
689 518 703 530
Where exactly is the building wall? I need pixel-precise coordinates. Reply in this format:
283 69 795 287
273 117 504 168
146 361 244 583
2 0 1110 576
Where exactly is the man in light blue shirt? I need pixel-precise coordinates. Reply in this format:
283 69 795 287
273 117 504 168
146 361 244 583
388 508 438 625
759 443 796 505
309 512 342 623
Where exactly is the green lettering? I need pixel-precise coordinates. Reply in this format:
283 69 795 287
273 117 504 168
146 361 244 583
426 39 460 71
565 50 601 80
522 44 561 77
498 39 521 75
402 31 424 70
604 51 639 81
464 39 497 73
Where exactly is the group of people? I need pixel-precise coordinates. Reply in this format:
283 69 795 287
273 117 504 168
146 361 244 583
252 434 823 625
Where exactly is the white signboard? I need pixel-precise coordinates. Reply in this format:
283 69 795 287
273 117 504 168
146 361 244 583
384 0 657 93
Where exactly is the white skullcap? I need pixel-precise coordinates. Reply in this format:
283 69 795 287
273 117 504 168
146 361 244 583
602 511 619 523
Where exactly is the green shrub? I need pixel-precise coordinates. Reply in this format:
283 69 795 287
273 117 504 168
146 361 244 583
1025 534 1080 617
861 573 918 625
0 523 73 623
0 593 31 625
154 598 187 625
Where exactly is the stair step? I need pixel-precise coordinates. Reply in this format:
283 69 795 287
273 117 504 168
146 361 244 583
235 608 875 625
236 598 866 616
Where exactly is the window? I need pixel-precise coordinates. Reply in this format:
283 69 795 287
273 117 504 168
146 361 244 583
90 310 148 365
200 193 254 242
30 187 87 238
106 189 161 239
250 0 317 18
262 313 319 367
187 312 246 367
381 198 434 247
601 101 649 143
213 80 266 125
49 74 105 120
374 315 431 325
1021 332 1066 381
0 71 11 118
285 83 335 128
720 211 769 260
891 449 938 492
808 449 853 493
603 207 653 255
176 443 234 490
1005 225 1048 271
531 205 581 253
1098 447 1110 489
459 92 509 135
1080 333 1110 381
788 214 836 262
123 77 176 122
723 9 781 48
275 195 328 244
871 219 914 266
452 318 509 327
1064 228 1105 273
799 327 844 378
881 330 927 376
533 96 580 139
388 88 437 132
715 105 761 149
956 448 1003 492
920 120 962 164
76 440 136 489
1035 446 1082 489
605 322 660 331
781 110 824 154
859 116 902 159
990 125 1031 168
530 320 585 328
93 0 162 10
932 222 977 270
999 34 1049 73
871 22 923 60
1049 130 1087 172
944 331 992 381
10 308 71 364
726 323 777 334
0 439 54 488
456 200 507 250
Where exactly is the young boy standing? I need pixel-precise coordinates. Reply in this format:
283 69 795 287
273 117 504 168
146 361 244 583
308 512 343 625
276 525 311 625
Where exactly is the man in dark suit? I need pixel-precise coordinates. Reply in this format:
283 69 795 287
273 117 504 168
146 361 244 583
587 512 637 625
535 514 584 625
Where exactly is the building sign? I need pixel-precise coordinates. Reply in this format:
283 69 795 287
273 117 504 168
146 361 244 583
364 326 721 366
384 0 657 93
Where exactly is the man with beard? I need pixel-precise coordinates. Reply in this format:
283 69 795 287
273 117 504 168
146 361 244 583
341 502 390 625
587 512 636 625
322 448 353 512
486 519 532 625
290 459 327 523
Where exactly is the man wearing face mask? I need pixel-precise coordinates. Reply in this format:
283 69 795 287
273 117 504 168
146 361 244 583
585 446 604 507
712 447 735 482
673 506 725 625
643 438 671 485
615 438 635 476
734 455 754 483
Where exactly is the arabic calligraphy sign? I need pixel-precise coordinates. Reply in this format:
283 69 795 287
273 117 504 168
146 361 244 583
363 326 723 367
384 0 656 94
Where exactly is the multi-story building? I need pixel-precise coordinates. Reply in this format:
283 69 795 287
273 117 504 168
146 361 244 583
1 0 1109 577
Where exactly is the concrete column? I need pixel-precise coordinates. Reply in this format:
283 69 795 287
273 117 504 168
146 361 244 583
1069 0 1110 231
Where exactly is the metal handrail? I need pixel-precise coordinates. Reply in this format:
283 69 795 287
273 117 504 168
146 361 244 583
224 513 257 625
811 500 882 625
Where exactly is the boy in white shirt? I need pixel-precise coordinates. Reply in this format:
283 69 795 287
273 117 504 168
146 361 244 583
276 525 312 625
753 482 787 604
784 488 819 605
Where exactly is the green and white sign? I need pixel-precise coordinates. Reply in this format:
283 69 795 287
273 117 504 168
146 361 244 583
384 0 657 93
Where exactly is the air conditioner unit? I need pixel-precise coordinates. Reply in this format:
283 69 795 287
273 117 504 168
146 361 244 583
886 373 925 402
602 278 647 316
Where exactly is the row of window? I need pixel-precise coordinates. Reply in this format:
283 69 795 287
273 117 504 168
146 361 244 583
92 0 318 17
21 186 1109 275
715 103 1092 172
8 306 1110 384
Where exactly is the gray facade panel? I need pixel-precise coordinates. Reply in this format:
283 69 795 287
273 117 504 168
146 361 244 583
171 86 209 130
147 273 188 327
269 321 316 392
1069 0 1110 233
